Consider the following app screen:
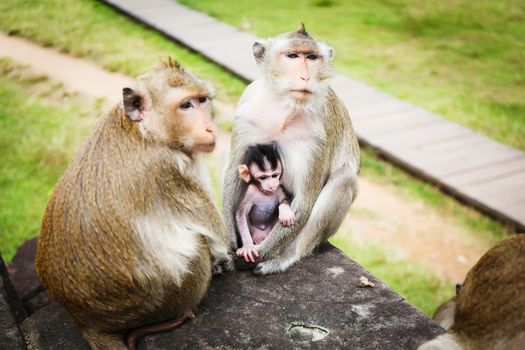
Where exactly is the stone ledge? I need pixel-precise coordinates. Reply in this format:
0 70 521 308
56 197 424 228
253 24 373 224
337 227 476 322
0 255 27 350
20 243 443 349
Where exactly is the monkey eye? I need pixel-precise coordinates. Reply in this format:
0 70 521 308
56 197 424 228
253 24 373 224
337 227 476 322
286 53 299 59
306 54 319 60
180 101 193 109
272 174 279 178
198 96 208 104
259 176 268 180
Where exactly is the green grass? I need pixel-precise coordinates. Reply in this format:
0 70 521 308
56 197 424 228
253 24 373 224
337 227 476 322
178 0 525 150
0 0 246 103
0 0 513 315
0 59 100 260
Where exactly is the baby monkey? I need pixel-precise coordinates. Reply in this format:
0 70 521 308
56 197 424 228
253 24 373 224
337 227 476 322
236 142 295 263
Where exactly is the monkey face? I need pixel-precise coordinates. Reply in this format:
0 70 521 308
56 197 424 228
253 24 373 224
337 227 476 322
250 161 282 194
165 89 217 153
253 25 334 102
123 61 217 154
276 49 325 101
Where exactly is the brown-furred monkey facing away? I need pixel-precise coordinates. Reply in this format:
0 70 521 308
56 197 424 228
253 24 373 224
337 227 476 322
222 24 360 275
418 235 525 350
35 58 233 350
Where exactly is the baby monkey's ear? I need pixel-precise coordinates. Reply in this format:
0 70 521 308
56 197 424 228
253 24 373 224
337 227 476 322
238 164 251 183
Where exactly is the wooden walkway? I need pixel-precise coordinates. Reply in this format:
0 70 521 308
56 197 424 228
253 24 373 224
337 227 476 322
103 0 525 231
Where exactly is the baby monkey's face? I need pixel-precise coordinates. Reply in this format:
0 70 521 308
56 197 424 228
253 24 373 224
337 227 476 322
250 160 283 195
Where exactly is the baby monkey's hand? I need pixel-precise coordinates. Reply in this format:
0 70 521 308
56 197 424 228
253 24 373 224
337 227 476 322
279 204 295 227
236 244 260 263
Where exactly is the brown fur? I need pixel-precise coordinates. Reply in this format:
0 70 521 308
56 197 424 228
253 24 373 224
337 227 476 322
422 235 525 350
453 235 525 349
35 60 230 349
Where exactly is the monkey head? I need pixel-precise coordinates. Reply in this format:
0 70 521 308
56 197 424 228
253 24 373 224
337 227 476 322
238 142 283 194
122 57 217 154
252 23 334 103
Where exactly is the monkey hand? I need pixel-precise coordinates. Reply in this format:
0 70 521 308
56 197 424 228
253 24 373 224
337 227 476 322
279 205 295 227
236 245 260 263
212 254 234 275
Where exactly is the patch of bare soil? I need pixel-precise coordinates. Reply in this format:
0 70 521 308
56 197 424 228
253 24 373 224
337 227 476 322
0 34 489 284
347 178 490 282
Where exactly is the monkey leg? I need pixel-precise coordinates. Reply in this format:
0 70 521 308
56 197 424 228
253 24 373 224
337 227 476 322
126 310 194 350
81 328 127 350
254 168 357 275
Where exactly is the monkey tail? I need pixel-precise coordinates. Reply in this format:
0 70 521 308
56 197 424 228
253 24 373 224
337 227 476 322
126 310 194 350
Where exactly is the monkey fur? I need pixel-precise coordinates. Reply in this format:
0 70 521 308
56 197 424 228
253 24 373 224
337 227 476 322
222 24 360 275
35 58 233 350
419 235 525 350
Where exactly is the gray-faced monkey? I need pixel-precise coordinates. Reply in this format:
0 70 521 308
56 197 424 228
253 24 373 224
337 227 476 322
235 142 295 263
418 235 525 350
35 58 233 350
222 24 360 274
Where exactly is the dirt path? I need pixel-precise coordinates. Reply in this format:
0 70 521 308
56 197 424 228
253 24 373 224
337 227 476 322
0 33 491 283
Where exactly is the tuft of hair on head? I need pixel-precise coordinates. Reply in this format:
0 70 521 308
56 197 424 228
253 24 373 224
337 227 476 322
297 22 308 35
285 22 313 41
156 56 183 72
243 141 282 172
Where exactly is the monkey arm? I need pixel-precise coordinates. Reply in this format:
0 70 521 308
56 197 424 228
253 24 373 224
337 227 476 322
258 166 357 261
277 187 295 227
276 187 289 205
235 198 254 249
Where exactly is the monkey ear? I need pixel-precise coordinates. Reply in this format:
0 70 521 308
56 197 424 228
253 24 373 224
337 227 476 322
252 42 266 65
319 43 334 63
122 87 145 122
238 164 251 183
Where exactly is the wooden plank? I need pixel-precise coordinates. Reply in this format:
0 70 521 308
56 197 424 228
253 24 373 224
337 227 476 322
203 45 256 81
483 198 525 223
333 83 392 107
487 184 525 207
506 200 525 221
446 155 525 187
464 171 525 197
426 148 522 178
354 110 442 137
168 24 241 47
409 137 521 170
198 31 255 50
331 76 381 100
350 99 414 120
374 122 471 150
396 131 487 158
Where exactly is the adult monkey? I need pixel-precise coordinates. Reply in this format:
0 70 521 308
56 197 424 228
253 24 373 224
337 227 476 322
223 24 360 275
36 58 233 349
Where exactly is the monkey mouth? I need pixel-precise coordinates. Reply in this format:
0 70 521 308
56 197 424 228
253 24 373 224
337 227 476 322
196 141 216 152
290 89 312 94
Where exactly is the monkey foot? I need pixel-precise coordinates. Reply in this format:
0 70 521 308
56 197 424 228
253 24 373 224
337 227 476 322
212 254 235 275
253 258 295 275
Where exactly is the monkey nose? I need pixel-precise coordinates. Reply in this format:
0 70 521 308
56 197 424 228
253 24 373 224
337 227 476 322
300 76 310 81
206 125 216 136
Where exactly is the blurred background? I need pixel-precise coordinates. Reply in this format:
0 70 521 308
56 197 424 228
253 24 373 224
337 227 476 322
0 0 523 317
